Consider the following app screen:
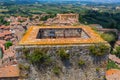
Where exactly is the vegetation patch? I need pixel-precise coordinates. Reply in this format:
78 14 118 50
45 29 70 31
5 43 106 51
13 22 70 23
28 49 52 65
58 48 70 60
40 14 56 21
107 60 120 70
78 59 85 67
112 46 120 58
22 47 30 59
18 63 30 78
96 68 100 72
5 41 13 49
89 43 109 56
19 63 30 71
0 17 10 26
53 66 61 75
101 33 116 43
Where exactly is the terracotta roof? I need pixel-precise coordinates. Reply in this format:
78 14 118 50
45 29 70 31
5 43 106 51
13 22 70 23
109 54 120 64
0 40 6 45
116 41 120 46
4 36 12 40
0 26 5 29
19 25 107 45
0 33 5 38
57 13 78 16
3 51 15 59
106 69 120 80
10 22 20 25
3 31 12 35
0 65 20 78
4 26 10 29
0 26 10 29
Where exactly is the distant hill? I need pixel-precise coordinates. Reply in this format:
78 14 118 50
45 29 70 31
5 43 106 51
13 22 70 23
0 0 40 4
0 0 120 3
37 0 120 3
0 0 38 3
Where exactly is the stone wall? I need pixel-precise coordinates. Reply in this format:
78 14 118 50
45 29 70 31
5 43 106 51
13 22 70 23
57 14 79 21
16 44 109 80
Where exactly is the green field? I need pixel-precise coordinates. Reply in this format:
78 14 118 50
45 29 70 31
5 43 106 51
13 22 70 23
0 2 120 30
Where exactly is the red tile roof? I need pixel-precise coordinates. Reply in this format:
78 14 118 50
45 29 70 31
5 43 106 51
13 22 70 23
116 41 120 46
0 26 10 29
10 22 20 25
4 36 12 40
0 40 6 45
0 34 5 38
109 54 120 64
106 69 120 80
3 31 12 35
0 65 20 78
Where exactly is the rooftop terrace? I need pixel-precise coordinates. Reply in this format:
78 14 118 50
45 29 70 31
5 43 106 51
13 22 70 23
19 25 106 45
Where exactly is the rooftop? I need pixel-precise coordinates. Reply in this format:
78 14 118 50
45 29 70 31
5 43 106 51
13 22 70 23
0 65 19 78
116 41 120 46
57 13 78 16
19 25 106 45
0 40 6 45
106 69 120 80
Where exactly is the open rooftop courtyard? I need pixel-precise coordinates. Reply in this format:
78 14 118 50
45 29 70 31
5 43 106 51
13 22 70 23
19 25 106 45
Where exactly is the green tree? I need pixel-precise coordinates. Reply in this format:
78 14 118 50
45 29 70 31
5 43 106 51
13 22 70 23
40 14 56 21
5 41 12 49
0 17 10 26
107 60 120 70
101 33 116 43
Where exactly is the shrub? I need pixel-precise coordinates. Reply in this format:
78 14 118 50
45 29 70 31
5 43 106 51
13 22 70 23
29 49 51 65
78 59 85 66
107 60 120 70
53 66 60 75
112 46 120 58
19 63 29 78
101 33 116 43
58 48 70 60
5 41 13 49
22 47 30 59
19 63 30 71
89 43 109 56
96 68 100 72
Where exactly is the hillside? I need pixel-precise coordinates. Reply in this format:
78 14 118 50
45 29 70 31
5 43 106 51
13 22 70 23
1 0 120 3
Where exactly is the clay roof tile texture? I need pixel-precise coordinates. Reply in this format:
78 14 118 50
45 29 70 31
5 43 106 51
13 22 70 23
0 65 20 78
106 69 120 80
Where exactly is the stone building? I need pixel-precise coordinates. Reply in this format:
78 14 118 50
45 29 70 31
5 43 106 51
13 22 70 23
56 13 79 24
16 25 109 80
57 13 79 21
